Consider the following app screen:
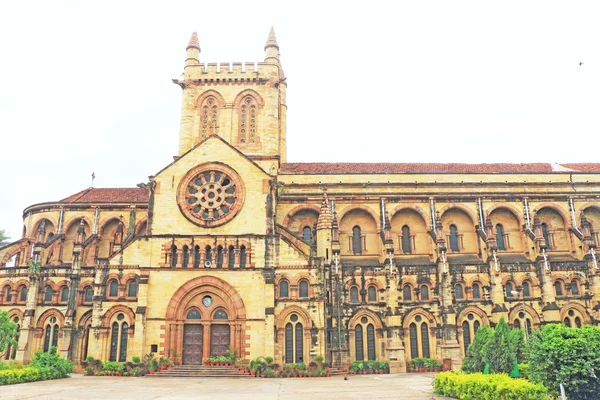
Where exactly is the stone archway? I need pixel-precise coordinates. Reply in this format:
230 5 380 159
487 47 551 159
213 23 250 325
165 276 247 365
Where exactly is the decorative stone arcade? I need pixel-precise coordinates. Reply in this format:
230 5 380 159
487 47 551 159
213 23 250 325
164 276 247 365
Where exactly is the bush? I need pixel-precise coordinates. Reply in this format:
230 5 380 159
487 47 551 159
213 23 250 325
30 347 73 379
132 356 141 364
434 371 548 400
349 360 389 373
526 324 600 400
102 361 125 374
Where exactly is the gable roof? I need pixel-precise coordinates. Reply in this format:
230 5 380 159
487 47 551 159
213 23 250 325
61 188 149 203
279 163 600 174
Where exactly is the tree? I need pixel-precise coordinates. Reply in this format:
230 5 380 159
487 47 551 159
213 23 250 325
0 310 19 357
482 317 523 374
527 324 600 400
461 325 493 373
0 229 10 247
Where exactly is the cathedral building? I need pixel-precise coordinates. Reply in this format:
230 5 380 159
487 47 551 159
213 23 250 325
1 29 600 372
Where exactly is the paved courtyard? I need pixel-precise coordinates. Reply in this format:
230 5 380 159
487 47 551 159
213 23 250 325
0 373 453 400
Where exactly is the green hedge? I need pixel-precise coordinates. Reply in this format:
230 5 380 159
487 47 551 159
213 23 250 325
0 347 73 386
434 372 548 400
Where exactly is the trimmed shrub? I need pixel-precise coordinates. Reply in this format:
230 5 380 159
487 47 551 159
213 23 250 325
434 371 548 400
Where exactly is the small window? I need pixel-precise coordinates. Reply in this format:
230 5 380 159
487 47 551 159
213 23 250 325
186 309 201 320
240 246 247 268
214 309 228 320
455 284 464 300
109 280 118 297
60 287 69 302
302 226 312 243
575 317 582 327
193 246 201 268
570 280 579 296
403 285 412 301
170 245 178 267
19 286 28 302
299 280 309 298
367 286 377 302
350 286 359 303
352 226 362 255
44 287 53 303
449 224 459 252
522 281 531 297
554 281 563 296
217 246 224 268
472 283 481 299
127 280 138 297
495 224 506 251
228 246 235 268
401 225 411 254
505 282 514 298
279 281 289 298
420 285 429 301
84 286 93 303
205 246 212 266
5 287 12 303
182 246 189 268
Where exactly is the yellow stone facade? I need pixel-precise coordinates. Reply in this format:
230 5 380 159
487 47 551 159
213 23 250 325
2 29 600 372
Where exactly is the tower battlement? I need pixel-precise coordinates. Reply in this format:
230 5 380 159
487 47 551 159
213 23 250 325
178 61 281 83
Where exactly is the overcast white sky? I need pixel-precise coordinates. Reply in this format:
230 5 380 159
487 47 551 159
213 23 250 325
1 1 599 241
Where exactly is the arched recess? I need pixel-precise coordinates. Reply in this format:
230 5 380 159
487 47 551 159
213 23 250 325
390 206 429 255
402 307 438 361
507 304 541 329
165 276 247 365
101 305 136 328
439 206 478 253
487 206 524 252
535 206 570 252
97 217 122 259
0 241 28 267
559 302 591 326
581 205 600 246
35 309 65 353
275 305 313 365
456 306 489 357
135 219 148 235
348 309 384 362
338 206 380 256
31 217 57 242
282 205 320 242
62 217 91 263
77 310 93 362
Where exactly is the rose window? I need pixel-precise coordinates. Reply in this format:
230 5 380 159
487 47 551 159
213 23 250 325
177 164 245 227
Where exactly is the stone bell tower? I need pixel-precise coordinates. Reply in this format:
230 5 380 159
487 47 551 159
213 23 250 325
174 28 288 170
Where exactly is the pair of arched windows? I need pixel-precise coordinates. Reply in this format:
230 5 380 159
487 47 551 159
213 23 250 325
285 315 304 363
461 314 481 354
198 93 259 145
42 286 68 304
106 279 138 299
109 313 129 362
349 285 378 303
409 315 430 359
355 321 376 361
279 280 309 299
43 316 59 352
554 280 579 297
505 281 532 298
402 285 430 302
563 309 582 327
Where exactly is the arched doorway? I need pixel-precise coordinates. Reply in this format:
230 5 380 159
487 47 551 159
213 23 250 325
165 276 246 365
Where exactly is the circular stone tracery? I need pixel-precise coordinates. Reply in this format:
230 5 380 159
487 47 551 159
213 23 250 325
177 163 245 227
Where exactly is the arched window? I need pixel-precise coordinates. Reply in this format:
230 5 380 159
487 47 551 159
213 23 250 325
279 281 289 298
367 286 377 302
19 286 27 302
472 283 481 299
170 245 178 267
355 325 364 361
238 95 257 144
299 280 309 298
449 224 460 252
43 316 59 352
409 323 418 359
109 316 129 362
352 226 362 255
462 321 471 354
420 285 429 301
474 320 480 333
84 286 93 303
420 322 430 358
541 223 552 250
495 224 506 251
213 309 228 320
403 285 412 301
554 281 564 296
127 280 137 297
350 286 359 303
44 287 53 303
570 280 579 296
217 246 224 268
5 287 12 303
205 246 212 266
182 246 189 268
108 279 118 298
200 96 219 140
60 287 69 303
505 282 514 298
575 317 582 327
228 246 235 268
186 309 201 320
240 246 247 268
455 284 464 300
366 324 376 360
401 225 411 254
284 315 304 364
522 281 531 297
302 226 312 243
193 246 200 268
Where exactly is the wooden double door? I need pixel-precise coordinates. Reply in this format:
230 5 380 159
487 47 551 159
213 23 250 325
182 324 230 365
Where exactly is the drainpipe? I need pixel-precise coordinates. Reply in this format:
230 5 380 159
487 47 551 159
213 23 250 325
477 198 487 240
569 197 583 239
429 198 437 240
523 198 535 239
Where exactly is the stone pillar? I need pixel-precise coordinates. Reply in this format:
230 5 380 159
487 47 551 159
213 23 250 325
88 264 108 360
438 260 461 370
132 273 148 361
15 274 40 363
385 272 405 373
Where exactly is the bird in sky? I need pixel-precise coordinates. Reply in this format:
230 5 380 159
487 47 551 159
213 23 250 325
580 62 584 66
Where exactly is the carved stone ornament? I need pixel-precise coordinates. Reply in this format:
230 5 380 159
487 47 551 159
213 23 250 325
177 163 245 227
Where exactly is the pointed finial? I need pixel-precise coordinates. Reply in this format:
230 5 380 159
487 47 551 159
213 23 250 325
264 26 279 50
187 32 200 50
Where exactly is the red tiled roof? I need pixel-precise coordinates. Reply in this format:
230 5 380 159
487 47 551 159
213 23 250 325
279 163 600 174
60 188 149 203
